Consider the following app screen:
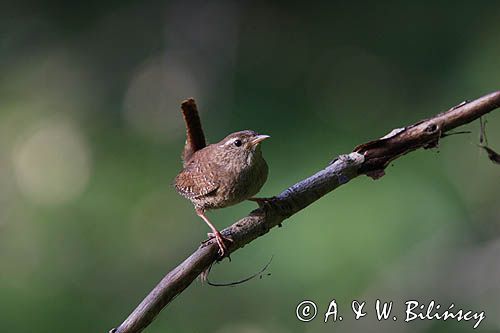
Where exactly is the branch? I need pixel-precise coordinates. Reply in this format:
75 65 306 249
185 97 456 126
111 91 500 333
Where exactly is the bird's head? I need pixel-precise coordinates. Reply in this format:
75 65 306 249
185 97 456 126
215 130 270 166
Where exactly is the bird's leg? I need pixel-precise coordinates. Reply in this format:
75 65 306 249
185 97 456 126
248 196 277 208
196 209 232 257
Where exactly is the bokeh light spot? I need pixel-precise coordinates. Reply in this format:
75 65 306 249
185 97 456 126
123 55 200 142
12 120 92 205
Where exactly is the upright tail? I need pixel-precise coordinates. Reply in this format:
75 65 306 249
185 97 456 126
180 98 207 164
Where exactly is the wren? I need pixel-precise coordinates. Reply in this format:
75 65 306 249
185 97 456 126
174 130 270 257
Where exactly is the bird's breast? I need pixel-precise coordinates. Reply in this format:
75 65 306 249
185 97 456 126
214 154 268 208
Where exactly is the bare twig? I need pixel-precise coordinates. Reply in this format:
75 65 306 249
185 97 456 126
206 256 273 287
479 145 500 164
111 91 500 333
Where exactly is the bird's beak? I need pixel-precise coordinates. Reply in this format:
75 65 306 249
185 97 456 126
250 134 270 146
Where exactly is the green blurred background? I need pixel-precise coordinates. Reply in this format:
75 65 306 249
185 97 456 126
1 1 499 332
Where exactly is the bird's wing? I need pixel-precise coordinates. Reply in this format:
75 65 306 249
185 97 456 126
174 164 219 200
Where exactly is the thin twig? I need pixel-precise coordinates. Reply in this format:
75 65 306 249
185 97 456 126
206 256 273 287
111 91 500 333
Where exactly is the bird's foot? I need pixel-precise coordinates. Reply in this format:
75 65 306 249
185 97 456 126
207 231 233 259
248 196 278 208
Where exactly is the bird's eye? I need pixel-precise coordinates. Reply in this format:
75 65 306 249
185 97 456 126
234 139 242 147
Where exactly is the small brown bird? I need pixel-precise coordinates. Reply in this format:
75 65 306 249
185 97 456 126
174 101 269 256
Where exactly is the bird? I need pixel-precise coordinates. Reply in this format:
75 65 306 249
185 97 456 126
174 130 270 256
174 100 270 257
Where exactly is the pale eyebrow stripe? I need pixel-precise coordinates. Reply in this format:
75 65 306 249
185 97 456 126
222 138 237 146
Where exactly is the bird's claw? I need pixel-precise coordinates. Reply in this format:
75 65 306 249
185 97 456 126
206 232 233 259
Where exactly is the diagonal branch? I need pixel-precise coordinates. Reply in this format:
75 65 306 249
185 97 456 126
111 91 500 333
